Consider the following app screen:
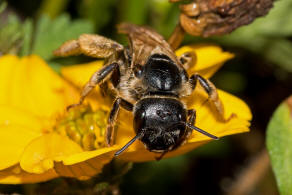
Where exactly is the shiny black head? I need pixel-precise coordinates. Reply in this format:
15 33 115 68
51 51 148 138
140 54 183 92
133 97 187 152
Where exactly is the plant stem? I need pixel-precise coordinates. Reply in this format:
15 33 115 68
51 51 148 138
227 148 270 195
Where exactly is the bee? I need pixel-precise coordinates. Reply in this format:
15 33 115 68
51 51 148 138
54 23 228 159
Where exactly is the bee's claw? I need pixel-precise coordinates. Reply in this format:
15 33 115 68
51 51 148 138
66 103 81 111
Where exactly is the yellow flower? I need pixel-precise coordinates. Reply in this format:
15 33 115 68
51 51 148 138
0 55 118 184
0 44 252 184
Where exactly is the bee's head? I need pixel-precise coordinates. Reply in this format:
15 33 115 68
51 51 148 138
133 97 187 152
114 98 218 157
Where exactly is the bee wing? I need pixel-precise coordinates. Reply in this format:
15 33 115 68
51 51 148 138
117 23 178 67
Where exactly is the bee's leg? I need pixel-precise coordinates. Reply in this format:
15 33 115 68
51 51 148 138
178 51 197 70
106 98 133 146
54 34 124 58
99 82 109 97
67 62 119 110
189 74 235 121
155 151 168 161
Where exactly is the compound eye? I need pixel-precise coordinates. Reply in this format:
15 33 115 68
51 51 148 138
133 64 144 78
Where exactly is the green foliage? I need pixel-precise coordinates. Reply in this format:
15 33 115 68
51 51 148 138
0 4 95 64
37 0 69 19
247 0 292 37
262 39 292 72
79 0 118 32
0 3 29 55
0 13 23 55
267 96 292 195
151 1 179 38
19 19 33 56
119 0 149 25
31 14 94 60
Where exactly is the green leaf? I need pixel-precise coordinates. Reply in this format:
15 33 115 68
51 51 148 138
263 39 292 72
31 14 94 60
266 96 292 195
19 19 33 56
0 14 23 54
249 0 292 37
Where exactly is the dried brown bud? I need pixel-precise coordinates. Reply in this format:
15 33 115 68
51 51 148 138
171 0 274 37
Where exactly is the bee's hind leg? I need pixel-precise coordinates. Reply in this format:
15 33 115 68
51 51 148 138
54 34 124 58
67 62 119 110
189 74 235 122
106 98 133 146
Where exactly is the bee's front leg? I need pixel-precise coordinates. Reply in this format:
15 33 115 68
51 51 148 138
67 63 119 110
106 98 133 146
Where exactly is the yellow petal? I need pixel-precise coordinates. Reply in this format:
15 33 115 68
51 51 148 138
62 146 118 165
25 55 79 117
175 44 234 78
6 55 79 118
54 147 117 180
0 125 41 170
7 56 31 111
0 55 19 104
0 105 43 132
0 165 58 184
20 133 83 174
117 88 251 162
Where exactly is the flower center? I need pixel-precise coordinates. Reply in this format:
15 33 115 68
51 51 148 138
54 105 108 151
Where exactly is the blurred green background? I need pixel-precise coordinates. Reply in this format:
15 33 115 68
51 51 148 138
1 0 292 194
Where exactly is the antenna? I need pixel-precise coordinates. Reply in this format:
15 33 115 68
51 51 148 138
185 123 219 140
114 131 144 156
